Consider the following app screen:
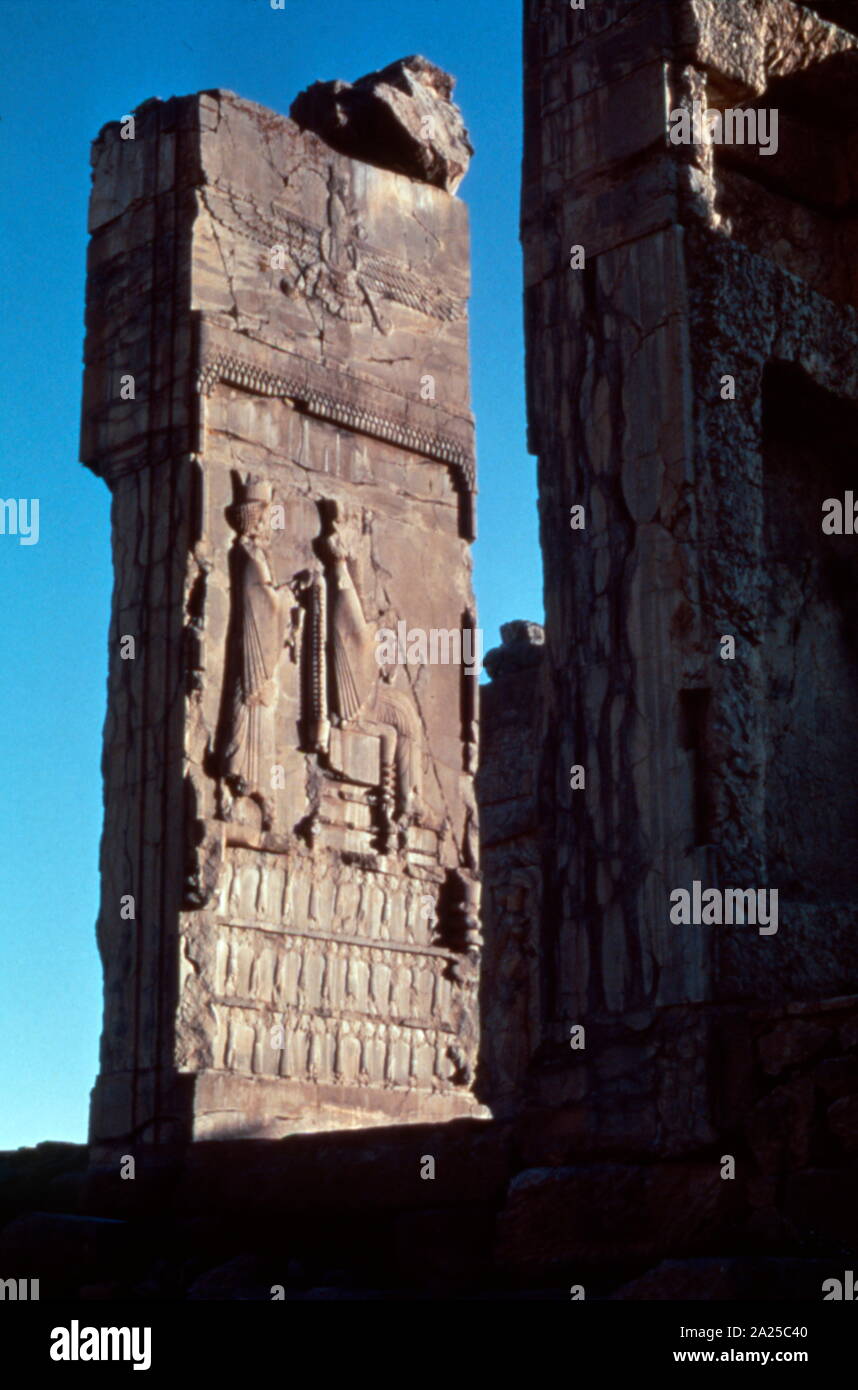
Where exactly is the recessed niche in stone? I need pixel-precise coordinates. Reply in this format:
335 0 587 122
710 48 858 309
762 361 858 901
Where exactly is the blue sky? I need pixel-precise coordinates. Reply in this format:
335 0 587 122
0 0 542 1147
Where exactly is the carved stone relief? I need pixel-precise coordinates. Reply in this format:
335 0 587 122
216 476 304 829
83 73 483 1142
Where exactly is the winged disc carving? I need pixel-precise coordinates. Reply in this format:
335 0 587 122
202 170 466 330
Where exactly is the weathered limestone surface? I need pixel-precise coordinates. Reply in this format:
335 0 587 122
476 623 544 1110
290 55 474 193
81 63 485 1148
59 0 858 1293
506 0 858 1169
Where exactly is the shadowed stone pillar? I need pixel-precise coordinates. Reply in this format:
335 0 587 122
477 622 545 1112
81 59 486 1149
520 0 858 1154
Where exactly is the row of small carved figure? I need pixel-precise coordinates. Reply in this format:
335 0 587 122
215 1007 470 1088
213 933 462 1027
214 860 441 949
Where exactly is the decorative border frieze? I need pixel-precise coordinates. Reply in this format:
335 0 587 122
197 348 475 490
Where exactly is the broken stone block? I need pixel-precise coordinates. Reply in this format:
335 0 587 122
0 1213 129 1293
746 1078 816 1174
186 1255 275 1301
813 1054 858 1100
290 56 473 193
758 1019 833 1076
610 1256 841 1301
482 620 545 680
494 1162 740 1275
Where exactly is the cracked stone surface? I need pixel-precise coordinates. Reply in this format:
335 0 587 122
40 0 858 1288
477 0 858 1159
290 55 473 194
80 75 483 1149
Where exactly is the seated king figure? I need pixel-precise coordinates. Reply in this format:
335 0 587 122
319 513 438 842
